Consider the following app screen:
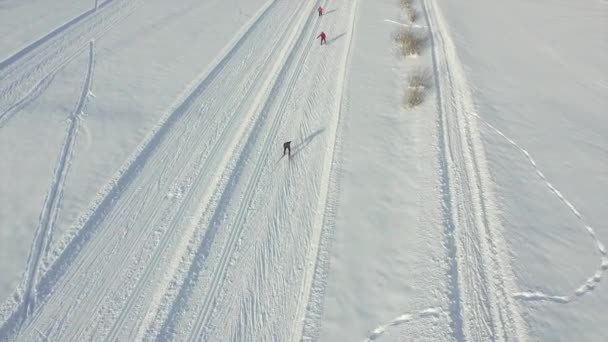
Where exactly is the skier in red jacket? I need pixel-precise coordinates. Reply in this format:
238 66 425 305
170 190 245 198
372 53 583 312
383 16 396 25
317 31 327 45
318 6 323 16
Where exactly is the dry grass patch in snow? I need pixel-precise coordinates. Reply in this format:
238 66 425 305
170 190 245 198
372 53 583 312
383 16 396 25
394 28 426 56
405 68 432 108
400 0 418 22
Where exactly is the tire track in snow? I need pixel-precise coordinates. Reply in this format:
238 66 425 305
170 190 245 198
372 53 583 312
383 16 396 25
476 118 608 304
18 40 95 329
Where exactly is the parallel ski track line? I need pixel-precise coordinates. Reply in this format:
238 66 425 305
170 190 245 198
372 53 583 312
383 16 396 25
0 0 141 126
0 1 283 339
0 0 111 70
187 2 326 339
18 41 94 332
0 71 57 127
421 1 465 340
102 2 312 341
423 0 527 340
296 1 359 341
426 2 498 339
136 0 316 337
144 1 323 340
202 2 356 337
153 0 318 337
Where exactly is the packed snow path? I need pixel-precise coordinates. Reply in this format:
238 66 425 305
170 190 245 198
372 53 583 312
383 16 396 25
0 0 357 340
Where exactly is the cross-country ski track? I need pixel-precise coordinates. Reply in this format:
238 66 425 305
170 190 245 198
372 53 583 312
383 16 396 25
0 0 358 340
2 0 606 340
0 0 141 127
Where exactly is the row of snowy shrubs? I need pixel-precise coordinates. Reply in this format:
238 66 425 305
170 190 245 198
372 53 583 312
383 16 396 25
396 0 431 108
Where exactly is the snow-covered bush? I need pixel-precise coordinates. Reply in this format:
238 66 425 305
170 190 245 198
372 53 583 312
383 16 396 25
400 0 413 9
405 87 424 108
400 0 417 22
394 29 426 56
405 68 431 108
408 68 432 89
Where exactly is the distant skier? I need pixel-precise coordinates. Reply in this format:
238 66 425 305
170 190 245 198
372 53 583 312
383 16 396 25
317 31 327 45
283 141 292 157
318 6 323 16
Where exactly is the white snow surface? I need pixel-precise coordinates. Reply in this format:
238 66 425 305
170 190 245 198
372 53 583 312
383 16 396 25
0 0 606 341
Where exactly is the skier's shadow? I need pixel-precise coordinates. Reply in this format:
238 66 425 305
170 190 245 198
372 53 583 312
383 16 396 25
291 128 325 158
326 33 346 45
324 9 337 15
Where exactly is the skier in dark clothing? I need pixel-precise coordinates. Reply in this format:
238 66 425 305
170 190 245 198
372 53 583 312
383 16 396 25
318 6 323 16
317 31 326 45
283 141 291 157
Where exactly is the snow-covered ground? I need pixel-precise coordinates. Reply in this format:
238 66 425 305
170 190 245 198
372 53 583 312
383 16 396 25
438 1 608 340
1 0 606 340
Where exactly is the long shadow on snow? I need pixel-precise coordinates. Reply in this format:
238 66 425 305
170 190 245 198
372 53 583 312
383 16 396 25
291 128 325 158
325 32 346 45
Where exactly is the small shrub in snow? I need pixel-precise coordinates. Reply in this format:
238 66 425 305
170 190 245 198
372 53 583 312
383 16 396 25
408 8 418 22
400 0 414 9
405 68 432 108
405 87 425 108
394 29 426 56
400 0 417 22
408 68 432 89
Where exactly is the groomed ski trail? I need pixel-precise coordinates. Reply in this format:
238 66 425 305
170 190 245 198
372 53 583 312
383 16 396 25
1 0 315 340
299 0 359 340
146 0 358 340
184 1 329 339
423 0 528 340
